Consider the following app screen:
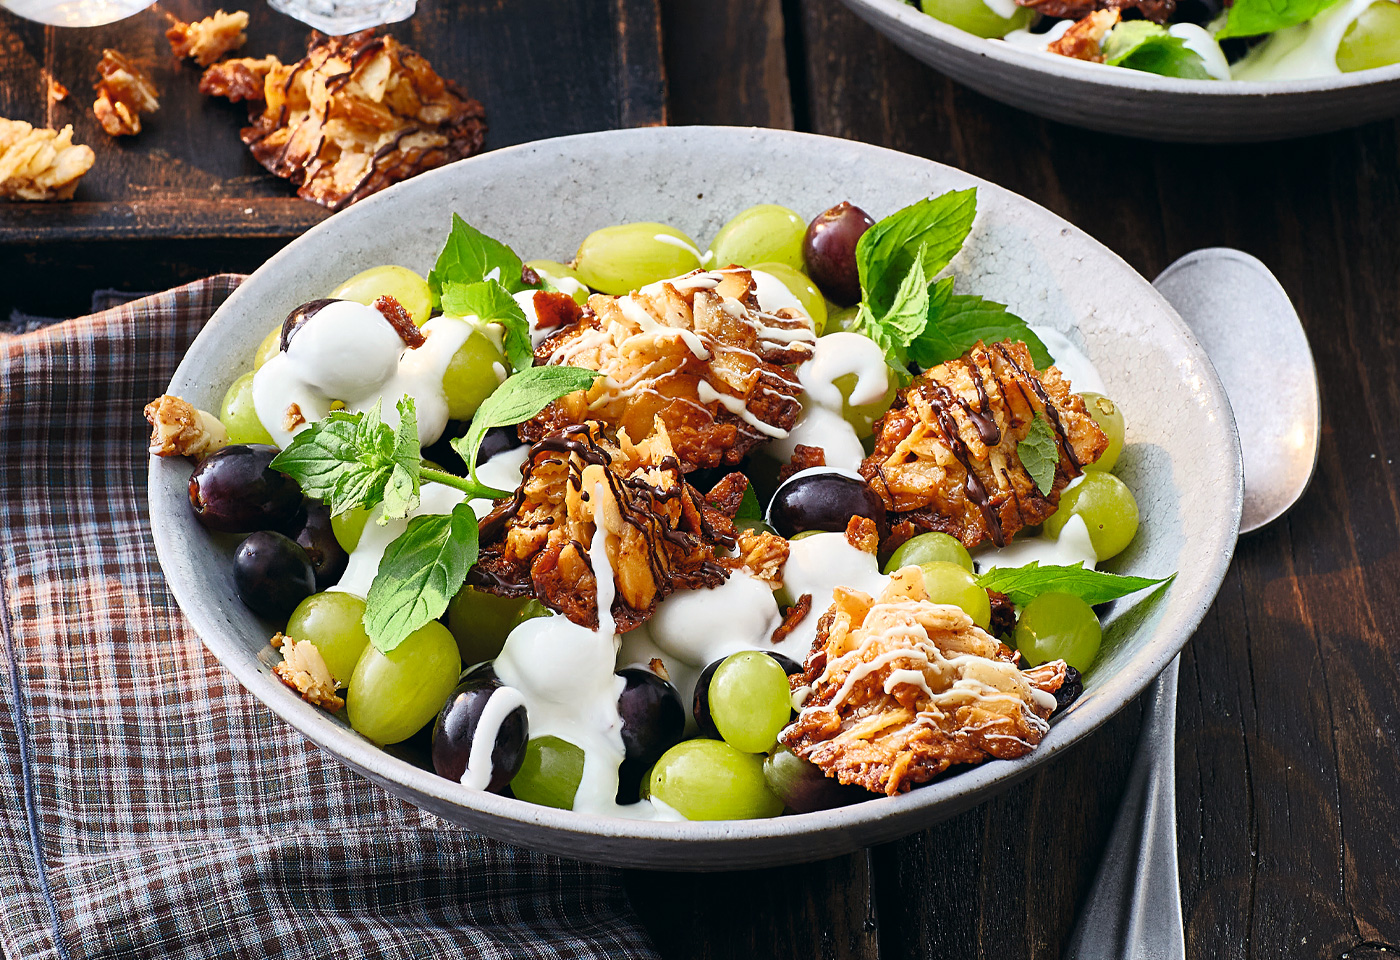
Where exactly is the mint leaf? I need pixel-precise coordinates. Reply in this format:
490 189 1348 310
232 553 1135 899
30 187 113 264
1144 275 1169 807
975 561 1175 607
853 250 932 368
929 293 1052 369
1018 414 1059 496
1103 22 1213 79
270 397 424 518
1215 0 1340 38
450 365 602 496
735 482 762 521
380 396 422 523
428 213 531 306
856 189 977 317
441 278 534 373
364 501 479 653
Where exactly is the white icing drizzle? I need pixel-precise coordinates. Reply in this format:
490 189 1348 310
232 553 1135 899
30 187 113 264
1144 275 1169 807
253 300 472 449
652 232 704 260
461 685 527 791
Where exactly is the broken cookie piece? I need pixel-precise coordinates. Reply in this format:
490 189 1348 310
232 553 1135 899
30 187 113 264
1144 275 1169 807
0 118 94 201
200 31 486 209
93 49 160 137
862 339 1107 550
167 9 249 67
780 568 1067 795
272 634 345 711
144 395 230 460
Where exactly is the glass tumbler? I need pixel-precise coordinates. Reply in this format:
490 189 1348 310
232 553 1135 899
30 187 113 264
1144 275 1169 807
267 0 416 33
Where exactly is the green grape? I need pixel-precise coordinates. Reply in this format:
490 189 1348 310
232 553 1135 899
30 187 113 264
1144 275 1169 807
447 587 550 664
332 507 370 553
919 560 992 629
1044 473 1139 561
710 651 793 754
573 222 703 295
833 372 898 439
709 205 807 272
526 259 590 305
346 621 461 745
824 304 860 335
254 323 282 370
220 371 274 445
885 531 974 574
1337 1 1400 71
331 264 433 327
919 0 1033 38
1014 592 1102 673
789 530 824 541
442 330 508 418
1080 392 1125 473
750 261 827 335
510 736 584 809
286 592 369 684
648 739 784 820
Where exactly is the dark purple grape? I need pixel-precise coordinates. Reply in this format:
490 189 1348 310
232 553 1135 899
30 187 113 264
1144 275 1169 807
287 501 348 591
189 444 303 534
476 425 522 468
432 678 528 791
767 471 886 539
618 668 685 768
232 531 316 619
280 298 338 351
692 652 798 740
1053 665 1084 714
422 423 521 476
763 747 872 813
802 201 875 306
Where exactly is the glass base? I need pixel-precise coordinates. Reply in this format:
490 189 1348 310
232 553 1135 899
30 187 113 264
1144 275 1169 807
267 0 416 34
0 0 155 26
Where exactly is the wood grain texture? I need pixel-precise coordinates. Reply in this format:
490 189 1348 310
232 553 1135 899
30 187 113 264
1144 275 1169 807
0 0 665 241
659 0 793 129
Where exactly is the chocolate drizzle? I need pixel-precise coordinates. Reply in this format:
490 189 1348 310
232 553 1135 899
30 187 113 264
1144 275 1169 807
992 343 1080 470
922 380 1006 547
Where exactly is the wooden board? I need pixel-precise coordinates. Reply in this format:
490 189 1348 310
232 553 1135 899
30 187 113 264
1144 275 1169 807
0 0 664 242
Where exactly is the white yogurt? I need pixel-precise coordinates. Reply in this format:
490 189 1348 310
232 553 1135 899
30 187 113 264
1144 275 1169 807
973 512 1098 572
769 331 890 471
328 482 469 599
1231 0 1378 80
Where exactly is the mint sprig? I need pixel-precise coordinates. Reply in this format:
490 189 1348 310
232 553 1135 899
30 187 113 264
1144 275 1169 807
440 278 534 373
851 189 1052 374
364 502 479 653
1214 0 1340 39
1103 22 1213 79
451 365 601 497
1017 414 1059 497
428 213 535 307
975 561 1174 607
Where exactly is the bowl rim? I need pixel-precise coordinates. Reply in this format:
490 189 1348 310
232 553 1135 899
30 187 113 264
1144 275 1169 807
843 0 1400 96
149 125 1244 858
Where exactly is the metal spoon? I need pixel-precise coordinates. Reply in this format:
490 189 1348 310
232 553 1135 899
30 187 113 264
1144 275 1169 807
1066 248 1320 958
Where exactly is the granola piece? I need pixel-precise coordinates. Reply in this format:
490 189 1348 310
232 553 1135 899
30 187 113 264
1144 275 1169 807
780 568 1067 795
471 421 733 631
273 635 345 711
527 268 815 471
734 528 789 589
47 78 69 104
199 54 280 102
93 49 160 137
144 395 230 460
202 31 486 210
166 9 249 67
776 443 826 485
0 119 94 201
702 472 752 517
1018 0 1173 23
1047 9 1122 62
844 515 880 555
861 340 1108 550
772 593 813 646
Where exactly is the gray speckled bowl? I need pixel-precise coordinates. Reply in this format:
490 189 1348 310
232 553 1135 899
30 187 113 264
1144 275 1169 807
149 127 1242 869
840 0 1400 142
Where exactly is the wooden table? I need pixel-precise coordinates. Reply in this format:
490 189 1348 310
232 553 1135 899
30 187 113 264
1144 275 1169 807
6 2 1399 956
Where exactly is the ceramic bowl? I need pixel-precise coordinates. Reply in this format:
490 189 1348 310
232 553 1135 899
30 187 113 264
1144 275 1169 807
149 126 1242 869
839 0 1400 142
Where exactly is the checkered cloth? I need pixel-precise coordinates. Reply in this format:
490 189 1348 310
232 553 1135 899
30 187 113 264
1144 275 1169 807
0 276 658 960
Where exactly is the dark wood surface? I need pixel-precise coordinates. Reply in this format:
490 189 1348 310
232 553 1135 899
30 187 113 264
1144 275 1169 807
7 1 1400 956
0 0 664 242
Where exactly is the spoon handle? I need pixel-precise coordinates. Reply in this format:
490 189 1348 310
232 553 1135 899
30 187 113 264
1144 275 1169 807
1065 656 1184 959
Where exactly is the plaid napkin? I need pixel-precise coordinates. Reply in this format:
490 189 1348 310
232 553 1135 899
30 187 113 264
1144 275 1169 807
0 276 658 960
